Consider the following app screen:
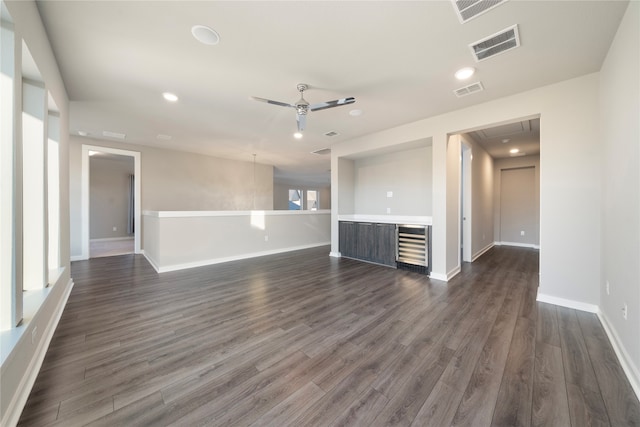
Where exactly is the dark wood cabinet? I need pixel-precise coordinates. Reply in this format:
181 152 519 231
339 221 357 258
356 222 374 260
339 221 396 267
374 223 396 266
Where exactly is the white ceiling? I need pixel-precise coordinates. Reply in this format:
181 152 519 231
35 0 628 184
467 118 540 158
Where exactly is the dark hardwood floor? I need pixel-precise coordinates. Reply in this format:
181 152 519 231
18 246 640 426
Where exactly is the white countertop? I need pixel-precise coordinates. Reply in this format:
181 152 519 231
338 214 432 226
143 209 330 218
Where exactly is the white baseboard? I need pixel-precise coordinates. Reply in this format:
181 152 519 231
472 242 494 262
90 237 134 242
146 242 331 274
142 251 161 273
329 251 342 258
429 272 448 281
447 265 461 280
2 278 74 427
430 265 461 282
536 293 599 313
597 310 640 401
495 241 540 250
536 293 640 402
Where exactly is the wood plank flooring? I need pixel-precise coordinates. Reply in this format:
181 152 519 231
18 246 640 426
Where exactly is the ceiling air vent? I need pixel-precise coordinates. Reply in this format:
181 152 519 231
102 130 126 139
470 24 520 62
312 148 331 156
454 82 484 98
324 131 339 137
451 0 508 23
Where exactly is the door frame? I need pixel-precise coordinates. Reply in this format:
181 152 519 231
460 140 472 263
81 144 141 260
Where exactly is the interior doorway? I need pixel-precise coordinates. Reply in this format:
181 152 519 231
81 145 141 260
460 141 472 263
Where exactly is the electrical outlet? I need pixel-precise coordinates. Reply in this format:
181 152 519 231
606 280 610 295
386 191 393 198
520 230 525 236
264 235 269 242
32 326 37 344
386 207 391 214
113 226 117 231
622 303 628 320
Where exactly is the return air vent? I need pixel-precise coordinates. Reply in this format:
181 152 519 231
454 82 484 97
451 0 508 23
311 148 331 155
324 131 339 137
102 130 126 139
470 25 520 62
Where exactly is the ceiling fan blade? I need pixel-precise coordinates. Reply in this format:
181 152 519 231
250 96 295 108
310 97 355 112
296 113 306 132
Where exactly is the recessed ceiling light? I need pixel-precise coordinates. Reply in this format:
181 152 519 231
349 109 363 117
192 25 220 45
77 130 89 137
163 92 178 102
502 138 510 143
88 150 98 156
509 148 519 154
455 67 475 80
293 132 303 139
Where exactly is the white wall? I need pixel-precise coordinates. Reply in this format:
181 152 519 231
1 1 71 425
494 155 540 246
69 137 274 258
353 146 432 216
143 210 331 272
599 0 639 395
332 73 601 304
464 134 494 259
89 155 133 239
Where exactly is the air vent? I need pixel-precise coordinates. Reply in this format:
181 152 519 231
324 131 339 137
451 0 508 23
470 25 520 62
454 82 484 97
311 148 331 156
102 130 126 139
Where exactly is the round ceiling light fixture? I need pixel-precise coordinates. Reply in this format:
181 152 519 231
509 148 520 154
349 109 363 117
162 92 178 102
455 67 475 80
502 138 510 143
192 25 220 45
293 132 303 139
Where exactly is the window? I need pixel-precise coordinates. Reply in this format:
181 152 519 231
306 190 319 211
0 8 62 331
22 80 46 291
47 112 60 273
288 189 302 210
0 5 20 329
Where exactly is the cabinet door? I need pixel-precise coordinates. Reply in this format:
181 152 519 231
375 223 396 266
339 222 357 258
356 222 375 261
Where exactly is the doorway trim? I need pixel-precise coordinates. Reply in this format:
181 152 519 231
459 139 472 264
81 144 141 260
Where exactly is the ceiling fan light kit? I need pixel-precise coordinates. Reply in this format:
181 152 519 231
251 83 355 132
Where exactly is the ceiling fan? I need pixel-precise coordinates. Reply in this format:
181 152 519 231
251 83 355 132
